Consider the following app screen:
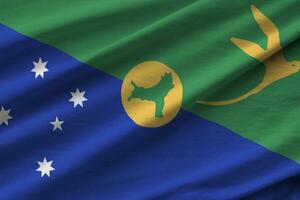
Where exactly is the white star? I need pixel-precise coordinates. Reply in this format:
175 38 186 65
50 116 64 131
69 88 88 108
0 106 12 126
36 157 55 177
31 58 49 78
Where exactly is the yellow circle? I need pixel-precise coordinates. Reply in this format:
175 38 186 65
121 61 183 128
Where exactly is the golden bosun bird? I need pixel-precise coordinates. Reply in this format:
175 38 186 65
197 5 300 106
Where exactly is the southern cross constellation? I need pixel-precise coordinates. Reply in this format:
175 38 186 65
1 57 89 178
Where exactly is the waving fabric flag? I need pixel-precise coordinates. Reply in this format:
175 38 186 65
1 1 300 199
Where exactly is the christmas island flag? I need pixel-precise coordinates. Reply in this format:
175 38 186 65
1 0 300 199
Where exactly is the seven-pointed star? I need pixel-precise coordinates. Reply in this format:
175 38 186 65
36 157 55 177
69 88 88 108
50 116 64 131
31 57 49 78
0 106 12 126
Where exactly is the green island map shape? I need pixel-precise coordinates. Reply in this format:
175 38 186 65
128 73 174 118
